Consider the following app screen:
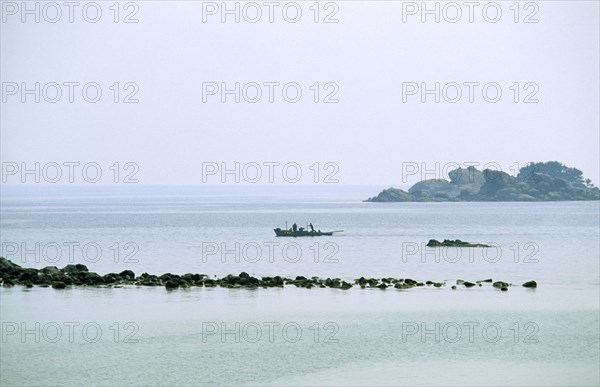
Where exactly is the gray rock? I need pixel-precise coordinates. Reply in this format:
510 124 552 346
165 280 179 290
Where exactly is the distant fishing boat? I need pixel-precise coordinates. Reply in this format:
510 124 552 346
274 222 343 237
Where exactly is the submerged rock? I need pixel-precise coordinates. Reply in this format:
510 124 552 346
102 273 120 284
394 282 413 290
404 278 418 286
340 281 353 290
165 280 179 290
427 239 490 248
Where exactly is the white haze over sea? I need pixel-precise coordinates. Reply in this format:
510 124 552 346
1 1 599 186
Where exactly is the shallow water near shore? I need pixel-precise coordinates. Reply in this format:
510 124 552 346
1 186 599 386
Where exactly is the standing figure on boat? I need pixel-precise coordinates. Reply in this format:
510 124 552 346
292 223 298 232
309 223 315 232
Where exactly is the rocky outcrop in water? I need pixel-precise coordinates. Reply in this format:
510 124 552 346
366 162 600 202
1 258 534 292
522 280 537 288
426 239 491 248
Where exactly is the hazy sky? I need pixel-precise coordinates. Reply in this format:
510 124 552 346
1 1 599 186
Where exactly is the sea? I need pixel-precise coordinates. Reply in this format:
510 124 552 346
1 185 599 386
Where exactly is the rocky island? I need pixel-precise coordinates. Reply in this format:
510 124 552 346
366 161 600 202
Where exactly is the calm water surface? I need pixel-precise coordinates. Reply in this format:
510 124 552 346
1 186 599 386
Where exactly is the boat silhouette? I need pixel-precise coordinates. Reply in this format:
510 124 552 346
274 224 343 237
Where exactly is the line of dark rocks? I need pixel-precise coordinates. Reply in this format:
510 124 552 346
0 258 537 291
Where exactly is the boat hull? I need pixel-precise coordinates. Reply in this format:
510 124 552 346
274 228 334 237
